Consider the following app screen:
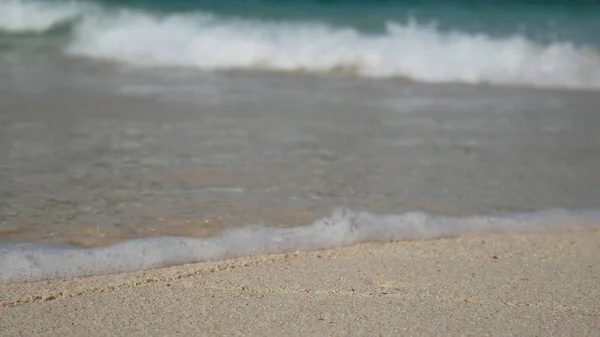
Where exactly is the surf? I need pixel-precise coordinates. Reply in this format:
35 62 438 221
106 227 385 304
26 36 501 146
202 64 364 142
2 208 599 282
2 0 600 89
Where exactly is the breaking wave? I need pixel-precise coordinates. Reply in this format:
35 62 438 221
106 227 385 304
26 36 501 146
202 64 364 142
0 0 86 33
67 11 600 89
2 0 600 89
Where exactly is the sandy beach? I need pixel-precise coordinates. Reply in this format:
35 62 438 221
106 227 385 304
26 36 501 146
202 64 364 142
2 1 600 335
2 227 598 336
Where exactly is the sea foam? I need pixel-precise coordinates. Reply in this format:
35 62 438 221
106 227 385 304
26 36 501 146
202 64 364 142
1 208 599 282
65 11 600 90
2 0 600 89
0 0 86 33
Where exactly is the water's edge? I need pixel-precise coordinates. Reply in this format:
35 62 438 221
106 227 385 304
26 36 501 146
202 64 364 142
2 207 599 283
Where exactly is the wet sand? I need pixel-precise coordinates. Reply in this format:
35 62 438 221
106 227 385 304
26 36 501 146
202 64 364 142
1 228 599 335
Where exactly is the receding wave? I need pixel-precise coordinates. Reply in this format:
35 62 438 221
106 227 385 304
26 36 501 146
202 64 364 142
2 0 600 89
1 208 599 282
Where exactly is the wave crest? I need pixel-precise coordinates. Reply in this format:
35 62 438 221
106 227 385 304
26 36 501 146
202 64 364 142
3 0 600 89
66 10 600 89
0 0 86 33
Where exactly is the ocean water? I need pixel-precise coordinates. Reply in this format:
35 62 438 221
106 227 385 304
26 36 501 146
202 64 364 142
1 0 600 281
3 0 600 88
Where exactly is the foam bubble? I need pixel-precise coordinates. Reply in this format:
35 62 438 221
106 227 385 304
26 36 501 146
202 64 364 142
1 208 599 282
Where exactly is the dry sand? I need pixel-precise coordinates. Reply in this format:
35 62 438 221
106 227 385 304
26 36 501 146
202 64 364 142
1 228 599 336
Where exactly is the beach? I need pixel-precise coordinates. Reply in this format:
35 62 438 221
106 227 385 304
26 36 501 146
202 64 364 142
2 0 600 334
2 228 599 335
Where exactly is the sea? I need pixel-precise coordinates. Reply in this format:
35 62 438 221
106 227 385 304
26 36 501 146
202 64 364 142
1 0 600 281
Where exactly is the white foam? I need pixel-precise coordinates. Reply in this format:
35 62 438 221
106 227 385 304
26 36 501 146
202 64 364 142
3 0 600 89
0 0 86 33
1 208 599 282
64 10 600 90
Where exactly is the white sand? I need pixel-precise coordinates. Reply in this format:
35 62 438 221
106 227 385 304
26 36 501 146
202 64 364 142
1 228 599 336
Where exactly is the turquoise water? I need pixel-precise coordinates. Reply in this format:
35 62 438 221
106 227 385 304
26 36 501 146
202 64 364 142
2 0 600 89
4 0 600 42
95 0 600 43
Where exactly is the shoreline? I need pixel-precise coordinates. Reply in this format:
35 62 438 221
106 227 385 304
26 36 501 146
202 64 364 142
2 209 599 283
2 227 598 335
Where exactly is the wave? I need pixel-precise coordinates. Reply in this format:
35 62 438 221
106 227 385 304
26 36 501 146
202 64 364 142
1 208 599 282
0 0 87 33
66 10 600 90
2 0 600 89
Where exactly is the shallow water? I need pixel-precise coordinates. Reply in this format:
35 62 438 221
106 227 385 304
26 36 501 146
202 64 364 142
2 58 600 247
1 0 600 281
